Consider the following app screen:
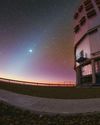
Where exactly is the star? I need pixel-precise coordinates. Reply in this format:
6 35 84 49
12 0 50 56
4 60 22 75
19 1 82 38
28 49 33 53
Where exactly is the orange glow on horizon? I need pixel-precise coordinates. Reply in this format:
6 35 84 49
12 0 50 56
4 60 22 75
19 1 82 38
0 73 47 83
0 73 76 86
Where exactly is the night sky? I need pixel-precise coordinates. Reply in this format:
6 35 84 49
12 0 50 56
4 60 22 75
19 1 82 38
0 0 81 83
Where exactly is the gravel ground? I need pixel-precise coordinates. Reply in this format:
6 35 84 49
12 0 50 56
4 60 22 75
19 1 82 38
0 89 100 115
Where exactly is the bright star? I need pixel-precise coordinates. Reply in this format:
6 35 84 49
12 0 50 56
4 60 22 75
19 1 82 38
28 49 33 53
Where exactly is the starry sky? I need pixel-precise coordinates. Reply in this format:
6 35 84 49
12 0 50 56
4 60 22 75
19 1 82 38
0 0 81 83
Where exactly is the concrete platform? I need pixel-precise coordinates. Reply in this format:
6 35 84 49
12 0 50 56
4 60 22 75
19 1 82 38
0 89 100 115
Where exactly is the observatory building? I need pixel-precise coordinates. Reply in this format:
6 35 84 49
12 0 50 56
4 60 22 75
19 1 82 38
74 0 100 85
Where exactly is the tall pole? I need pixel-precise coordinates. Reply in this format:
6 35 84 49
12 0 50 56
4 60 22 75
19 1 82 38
91 59 96 84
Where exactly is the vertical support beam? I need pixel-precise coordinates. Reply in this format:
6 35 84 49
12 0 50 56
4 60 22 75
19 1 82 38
76 66 82 85
91 59 96 84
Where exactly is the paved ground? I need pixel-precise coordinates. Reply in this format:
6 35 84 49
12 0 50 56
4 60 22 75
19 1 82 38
0 89 100 115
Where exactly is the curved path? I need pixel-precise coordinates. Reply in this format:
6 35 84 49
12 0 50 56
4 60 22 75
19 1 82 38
0 89 100 115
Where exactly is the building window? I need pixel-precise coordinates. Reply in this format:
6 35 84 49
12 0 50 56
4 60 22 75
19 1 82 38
95 0 100 5
95 0 100 10
82 64 92 76
74 25 80 33
85 3 94 11
87 9 96 18
84 0 92 6
80 16 86 26
78 5 83 12
74 12 79 19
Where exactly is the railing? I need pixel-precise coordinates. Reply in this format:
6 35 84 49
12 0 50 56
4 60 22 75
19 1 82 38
0 77 76 87
76 55 88 63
